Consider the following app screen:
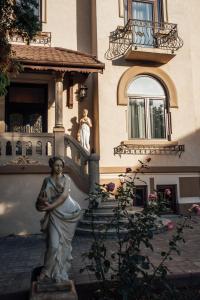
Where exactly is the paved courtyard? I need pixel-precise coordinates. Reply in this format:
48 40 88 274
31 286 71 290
1 216 200 299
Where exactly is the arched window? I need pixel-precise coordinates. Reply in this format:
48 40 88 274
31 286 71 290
36 141 42 155
127 75 168 139
26 141 32 156
16 141 22 155
6 141 12 155
46 142 52 156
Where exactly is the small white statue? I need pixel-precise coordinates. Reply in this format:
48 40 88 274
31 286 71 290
77 109 92 152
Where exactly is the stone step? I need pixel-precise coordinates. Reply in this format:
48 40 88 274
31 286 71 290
78 219 128 230
75 227 128 237
84 211 118 217
89 207 118 213
100 200 120 205
76 221 168 237
79 219 128 224
76 214 171 237
84 208 141 216
101 199 133 205
98 204 119 209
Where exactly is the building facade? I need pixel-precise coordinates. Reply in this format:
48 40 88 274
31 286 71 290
0 0 200 235
96 0 200 215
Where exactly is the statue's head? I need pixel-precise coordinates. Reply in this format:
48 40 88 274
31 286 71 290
49 156 65 175
83 109 88 117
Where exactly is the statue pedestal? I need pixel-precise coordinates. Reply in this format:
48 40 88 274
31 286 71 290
29 280 78 300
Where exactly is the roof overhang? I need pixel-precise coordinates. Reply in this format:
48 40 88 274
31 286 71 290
11 45 105 74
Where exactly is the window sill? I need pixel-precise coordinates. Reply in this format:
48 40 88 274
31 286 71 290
122 140 178 146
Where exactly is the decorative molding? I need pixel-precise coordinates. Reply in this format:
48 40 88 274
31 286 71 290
100 166 200 174
117 66 178 107
122 140 178 146
6 156 40 165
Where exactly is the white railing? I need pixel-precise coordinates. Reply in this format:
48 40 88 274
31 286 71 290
0 132 100 193
0 133 54 165
65 134 99 192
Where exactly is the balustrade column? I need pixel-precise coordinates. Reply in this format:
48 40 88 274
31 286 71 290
88 153 100 193
53 72 65 157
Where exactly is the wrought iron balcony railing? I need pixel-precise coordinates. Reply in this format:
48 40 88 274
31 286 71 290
9 31 51 46
105 19 183 60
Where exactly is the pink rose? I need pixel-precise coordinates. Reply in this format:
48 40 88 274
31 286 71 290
164 188 172 196
189 204 200 215
106 182 115 192
167 221 174 230
148 192 157 201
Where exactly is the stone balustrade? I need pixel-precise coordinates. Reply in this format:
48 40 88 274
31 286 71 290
0 133 100 193
65 134 99 193
0 132 54 165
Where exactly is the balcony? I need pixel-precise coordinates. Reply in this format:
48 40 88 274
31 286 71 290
8 31 51 46
105 19 183 63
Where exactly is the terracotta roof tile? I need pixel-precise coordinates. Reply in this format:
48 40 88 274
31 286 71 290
11 44 104 73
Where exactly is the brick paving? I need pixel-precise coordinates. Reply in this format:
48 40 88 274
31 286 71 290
0 216 200 299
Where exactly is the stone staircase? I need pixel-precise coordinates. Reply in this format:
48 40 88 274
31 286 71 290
76 197 143 237
76 197 172 237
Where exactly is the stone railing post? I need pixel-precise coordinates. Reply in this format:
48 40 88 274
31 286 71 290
53 72 65 157
88 153 100 193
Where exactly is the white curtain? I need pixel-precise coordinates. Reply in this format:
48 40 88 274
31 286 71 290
124 0 128 24
132 1 153 46
149 99 166 138
132 1 153 21
129 98 145 138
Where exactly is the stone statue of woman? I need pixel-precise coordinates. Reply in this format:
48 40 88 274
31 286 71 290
77 109 92 152
36 157 81 283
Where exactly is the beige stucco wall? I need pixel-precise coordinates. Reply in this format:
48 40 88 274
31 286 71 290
95 0 200 168
42 0 91 53
0 173 87 236
42 0 77 50
101 171 200 207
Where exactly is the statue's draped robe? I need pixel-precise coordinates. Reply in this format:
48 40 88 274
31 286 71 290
80 121 90 152
38 175 81 282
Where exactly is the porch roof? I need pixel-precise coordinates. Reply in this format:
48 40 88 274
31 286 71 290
11 45 105 73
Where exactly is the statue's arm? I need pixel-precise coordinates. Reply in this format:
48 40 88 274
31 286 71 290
42 177 70 211
87 117 92 127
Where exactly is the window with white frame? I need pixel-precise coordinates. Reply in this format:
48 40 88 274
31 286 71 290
124 0 164 23
127 75 169 139
17 0 45 23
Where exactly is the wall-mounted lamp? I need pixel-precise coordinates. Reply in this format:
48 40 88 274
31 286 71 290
79 84 88 100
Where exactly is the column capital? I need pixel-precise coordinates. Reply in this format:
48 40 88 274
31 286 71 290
53 71 65 82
